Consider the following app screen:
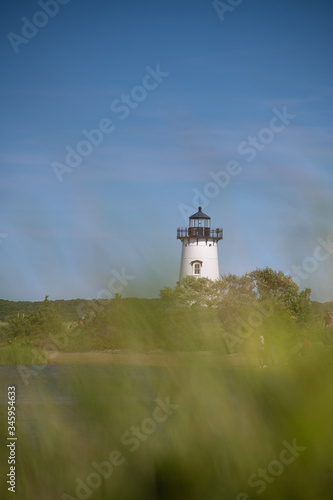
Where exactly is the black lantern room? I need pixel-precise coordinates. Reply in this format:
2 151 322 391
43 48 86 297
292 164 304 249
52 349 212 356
188 206 211 237
177 206 223 241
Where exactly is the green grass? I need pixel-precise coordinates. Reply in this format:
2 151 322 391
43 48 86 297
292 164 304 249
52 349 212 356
0 351 332 499
0 344 47 365
0 301 332 498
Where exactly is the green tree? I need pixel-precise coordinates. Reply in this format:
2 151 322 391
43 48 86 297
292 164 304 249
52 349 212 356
159 268 312 353
160 276 218 308
6 295 63 341
249 267 311 321
160 273 256 309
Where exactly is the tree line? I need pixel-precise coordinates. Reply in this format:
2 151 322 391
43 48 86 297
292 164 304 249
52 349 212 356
0 268 331 353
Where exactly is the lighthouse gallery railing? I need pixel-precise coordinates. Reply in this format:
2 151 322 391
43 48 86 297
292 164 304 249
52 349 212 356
177 227 223 240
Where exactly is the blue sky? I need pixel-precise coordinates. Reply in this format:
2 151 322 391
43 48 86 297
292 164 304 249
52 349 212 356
0 0 332 302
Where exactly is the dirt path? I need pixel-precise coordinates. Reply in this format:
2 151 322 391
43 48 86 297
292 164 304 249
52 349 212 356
45 350 256 367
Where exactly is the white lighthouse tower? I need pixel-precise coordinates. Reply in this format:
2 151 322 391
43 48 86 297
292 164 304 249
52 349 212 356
177 206 223 281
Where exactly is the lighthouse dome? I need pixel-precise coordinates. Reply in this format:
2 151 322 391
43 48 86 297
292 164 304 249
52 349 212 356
189 206 211 231
189 206 210 220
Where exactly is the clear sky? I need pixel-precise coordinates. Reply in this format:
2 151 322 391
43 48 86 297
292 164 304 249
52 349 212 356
1 0 332 302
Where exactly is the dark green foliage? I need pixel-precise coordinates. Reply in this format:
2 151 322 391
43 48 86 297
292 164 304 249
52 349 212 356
249 267 311 321
4 295 64 343
159 268 320 354
70 298 226 352
0 268 331 354
160 268 312 321
0 299 40 322
0 298 93 322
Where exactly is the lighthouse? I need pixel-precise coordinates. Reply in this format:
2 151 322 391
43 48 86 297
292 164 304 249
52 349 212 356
177 206 223 281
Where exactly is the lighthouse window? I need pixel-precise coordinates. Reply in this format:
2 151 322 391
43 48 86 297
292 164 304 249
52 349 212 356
190 219 210 228
194 263 201 275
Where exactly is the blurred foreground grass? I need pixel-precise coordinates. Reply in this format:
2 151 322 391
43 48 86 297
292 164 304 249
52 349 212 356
1 281 333 499
1 350 333 500
0 344 44 365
